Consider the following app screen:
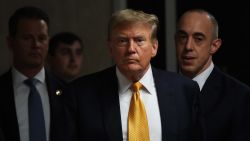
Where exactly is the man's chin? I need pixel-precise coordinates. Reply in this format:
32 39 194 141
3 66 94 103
118 64 141 72
181 65 197 74
27 60 44 68
126 64 142 70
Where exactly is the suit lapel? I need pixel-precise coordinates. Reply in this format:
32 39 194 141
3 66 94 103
0 71 20 141
45 71 64 140
152 68 178 140
200 67 222 116
99 67 123 141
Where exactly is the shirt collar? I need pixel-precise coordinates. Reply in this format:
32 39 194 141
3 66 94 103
12 67 46 86
193 62 214 90
116 65 155 94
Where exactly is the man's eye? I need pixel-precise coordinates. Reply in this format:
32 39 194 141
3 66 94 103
177 34 187 42
137 38 144 42
59 49 70 55
178 34 186 39
21 36 32 41
38 35 48 42
194 37 203 43
118 38 127 43
116 38 128 46
135 38 145 46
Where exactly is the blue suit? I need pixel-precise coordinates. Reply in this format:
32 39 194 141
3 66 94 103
70 66 200 141
0 70 75 141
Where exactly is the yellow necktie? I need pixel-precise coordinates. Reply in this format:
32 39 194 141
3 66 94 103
128 82 150 141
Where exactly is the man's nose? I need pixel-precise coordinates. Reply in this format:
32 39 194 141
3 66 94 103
185 37 194 51
127 40 136 53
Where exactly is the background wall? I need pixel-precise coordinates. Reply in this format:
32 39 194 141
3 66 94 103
0 0 114 76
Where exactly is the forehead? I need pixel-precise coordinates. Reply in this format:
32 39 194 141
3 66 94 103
57 41 82 50
16 18 48 33
178 12 213 35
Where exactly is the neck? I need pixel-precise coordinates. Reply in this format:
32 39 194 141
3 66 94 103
14 65 43 78
122 68 148 82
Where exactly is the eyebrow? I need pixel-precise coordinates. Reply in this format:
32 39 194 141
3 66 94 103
193 32 206 38
176 30 205 37
176 30 187 35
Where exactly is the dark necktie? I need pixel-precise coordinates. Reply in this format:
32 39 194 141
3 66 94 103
24 78 46 141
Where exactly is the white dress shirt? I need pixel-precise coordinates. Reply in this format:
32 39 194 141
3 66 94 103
12 67 50 141
117 65 162 141
193 62 214 91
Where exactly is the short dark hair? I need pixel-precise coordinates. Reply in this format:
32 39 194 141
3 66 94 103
49 32 83 56
8 6 49 37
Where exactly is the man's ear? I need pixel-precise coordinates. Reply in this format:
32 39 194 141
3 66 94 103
210 38 222 55
151 39 158 57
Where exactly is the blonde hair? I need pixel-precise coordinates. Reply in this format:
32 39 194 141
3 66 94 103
108 9 159 40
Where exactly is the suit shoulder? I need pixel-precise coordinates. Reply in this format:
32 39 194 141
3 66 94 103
153 68 196 84
70 67 115 86
210 67 250 92
152 68 199 92
0 70 12 86
46 70 66 87
0 70 11 80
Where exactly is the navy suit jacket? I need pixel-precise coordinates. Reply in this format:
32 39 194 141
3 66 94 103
70 66 200 141
198 67 250 141
0 69 75 141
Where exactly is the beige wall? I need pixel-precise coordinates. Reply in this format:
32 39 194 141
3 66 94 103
0 0 114 75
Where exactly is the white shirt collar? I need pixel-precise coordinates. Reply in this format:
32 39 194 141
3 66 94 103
193 62 214 90
12 67 46 87
116 65 155 95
